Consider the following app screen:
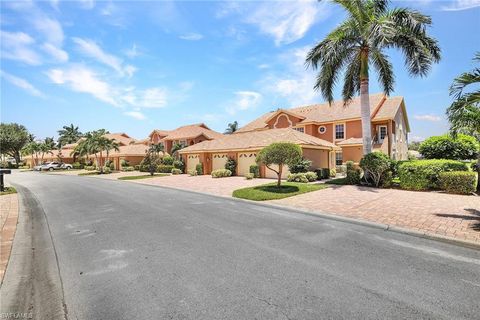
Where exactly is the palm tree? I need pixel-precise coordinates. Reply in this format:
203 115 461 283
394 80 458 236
38 141 53 164
44 137 56 150
447 52 480 186
149 143 165 157
306 0 440 154
98 137 120 172
171 142 185 160
57 124 83 148
224 121 239 134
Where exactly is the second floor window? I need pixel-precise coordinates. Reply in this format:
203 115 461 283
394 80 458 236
293 127 304 133
335 124 345 140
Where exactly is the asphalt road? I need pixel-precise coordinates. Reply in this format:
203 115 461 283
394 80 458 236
1 171 480 320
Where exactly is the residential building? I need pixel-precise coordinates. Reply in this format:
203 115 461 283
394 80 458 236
148 123 224 154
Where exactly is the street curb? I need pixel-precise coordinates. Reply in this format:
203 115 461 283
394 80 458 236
125 179 480 251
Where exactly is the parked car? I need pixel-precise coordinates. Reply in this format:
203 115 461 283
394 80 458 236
41 162 73 171
33 163 46 171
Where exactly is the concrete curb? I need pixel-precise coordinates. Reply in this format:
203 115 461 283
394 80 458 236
124 179 480 251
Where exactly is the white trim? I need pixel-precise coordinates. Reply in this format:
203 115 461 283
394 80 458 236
377 125 387 143
334 122 346 141
318 125 327 134
274 114 293 128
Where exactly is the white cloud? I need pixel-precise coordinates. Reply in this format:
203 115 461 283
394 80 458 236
413 114 442 122
124 111 146 120
41 43 68 62
124 43 139 58
258 64 269 69
79 0 95 10
46 65 118 106
219 0 330 46
1 70 45 97
179 33 204 41
226 91 262 115
73 37 136 77
442 0 480 11
0 30 42 65
409 135 425 142
120 87 168 108
32 16 64 46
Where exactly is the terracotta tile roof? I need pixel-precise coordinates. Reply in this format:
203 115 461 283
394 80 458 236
161 123 224 141
149 129 171 137
179 128 339 153
336 138 363 146
61 143 78 149
103 133 136 146
110 144 152 157
236 93 405 133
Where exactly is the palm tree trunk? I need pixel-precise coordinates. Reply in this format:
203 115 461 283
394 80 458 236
477 151 480 191
360 82 372 155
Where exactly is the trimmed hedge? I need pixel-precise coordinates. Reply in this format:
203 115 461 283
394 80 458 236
315 168 330 180
345 161 361 185
196 163 203 175
162 156 174 165
157 165 174 173
439 171 477 194
122 166 135 172
171 168 182 175
245 173 254 180
173 160 185 171
212 169 232 178
287 171 317 183
398 159 469 191
85 165 96 171
249 164 260 178
188 169 197 176
72 162 83 169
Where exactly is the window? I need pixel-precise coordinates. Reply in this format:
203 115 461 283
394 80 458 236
335 152 343 165
318 126 326 134
294 127 304 133
335 124 345 140
378 126 387 142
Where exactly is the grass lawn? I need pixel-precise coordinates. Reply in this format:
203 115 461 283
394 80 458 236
232 182 328 201
118 173 169 180
0 187 17 196
325 177 348 185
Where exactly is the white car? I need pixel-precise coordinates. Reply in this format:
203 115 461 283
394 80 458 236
40 162 73 171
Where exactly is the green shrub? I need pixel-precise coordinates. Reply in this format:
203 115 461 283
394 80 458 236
438 171 478 194
289 158 312 173
249 164 260 178
196 163 203 175
399 159 470 190
103 166 111 174
305 171 318 182
329 168 336 177
245 173 254 180
171 168 182 175
104 160 114 170
188 169 197 176
336 164 347 174
157 165 174 173
212 169 232 178
314 168 330 180
19 165 30 169
287 172 309 183
140 154 162 172
84 165 96 171
419 134 479 160
134 165 140 171
72 162 83 169
173 160 185 171
162 155 174 165
345 161 362 185
225 158 237 175
120 159 130 167
360 152 392 187
122 166 134 172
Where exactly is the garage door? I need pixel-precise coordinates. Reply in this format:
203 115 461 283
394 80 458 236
237 152 257 176
212 153 228 171
187 154 199 172
265 164 290 179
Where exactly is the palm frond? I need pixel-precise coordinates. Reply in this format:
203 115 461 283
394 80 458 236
370 49 394 95
341 53 361 104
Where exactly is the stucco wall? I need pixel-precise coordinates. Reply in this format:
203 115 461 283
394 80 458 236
393 104 409 160
302 148 330 169
346 120 362 139
341 146 363 163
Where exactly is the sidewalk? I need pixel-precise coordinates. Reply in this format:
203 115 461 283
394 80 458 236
1 193 19 283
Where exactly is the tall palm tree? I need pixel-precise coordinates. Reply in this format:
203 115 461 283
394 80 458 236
447 52 480 186
224 121 239 134
44 137 56 150
171 142 185 160
149 143 165 157
306 0 440 154
57 124 83 148
98 137 120 172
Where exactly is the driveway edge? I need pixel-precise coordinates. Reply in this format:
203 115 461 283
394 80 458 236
129 181 480 250
0 193 19 285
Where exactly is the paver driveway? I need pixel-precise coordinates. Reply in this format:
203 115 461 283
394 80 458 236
270 185 480 244
130 174 274 197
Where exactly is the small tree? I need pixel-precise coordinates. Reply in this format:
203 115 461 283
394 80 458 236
419 134 479 160
256 143 302 187
225 158 237 175
359 152 392 187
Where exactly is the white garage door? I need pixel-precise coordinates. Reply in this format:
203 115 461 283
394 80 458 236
265 164 290 179
212 153 228 171
237 152 257 176
187 154 199 172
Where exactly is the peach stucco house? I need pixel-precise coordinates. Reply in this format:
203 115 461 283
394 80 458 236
24 133 154 170
178 93 410 176
179 128 339 178
148 123 224 154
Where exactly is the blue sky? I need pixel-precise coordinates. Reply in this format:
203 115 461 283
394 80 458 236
1 0 479 142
